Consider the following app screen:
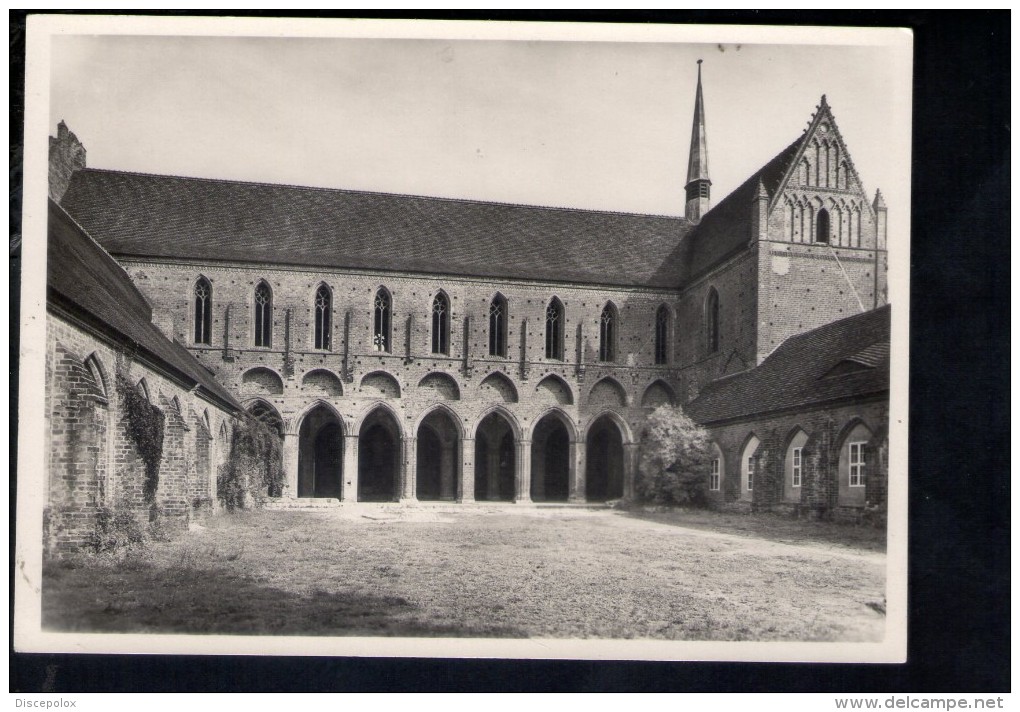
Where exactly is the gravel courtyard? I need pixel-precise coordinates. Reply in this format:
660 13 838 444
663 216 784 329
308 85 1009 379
43 507 886 641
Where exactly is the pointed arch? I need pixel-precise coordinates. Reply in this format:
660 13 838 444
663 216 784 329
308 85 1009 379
784 426 810 499
583 408 634 445
431 290 450 355
313 282 333 350
535 373 574 406
852 204 862 247
372 286 392 352
527 407 578 443
253 280 273 348
301 368 344 398
598 301 619 362
784 198 796 242
705 287 720 354
708 441 724 491
201 409 211 436
588 376 628 408
194 275 213 345
488 292 509 357
353 400 406 441
545 296 565 360
640 379 676 408
246 398 284 436
83 352 108 400
360 370 401 399
417 372 461 400
830 204 843 246
472 405 523 441
242 366 284 396
479 371 519 404
739 432 761 500
816 207 831 244
295 398 347 436
655 303 672 364
838 160 848 189
135 377 151 403
413 402 467 441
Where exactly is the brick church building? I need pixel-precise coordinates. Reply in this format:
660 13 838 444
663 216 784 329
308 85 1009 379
45 63 890 541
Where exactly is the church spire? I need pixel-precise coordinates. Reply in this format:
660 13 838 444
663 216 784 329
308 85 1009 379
685 59 711 223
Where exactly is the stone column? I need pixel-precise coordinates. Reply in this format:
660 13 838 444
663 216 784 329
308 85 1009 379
569 439 586 503
282 430 300 498
439 441 456 500
515 439 532 503
459 437 475 502
401 435 418 502
341 434 359 502
531 438 546 501
623 442 639 500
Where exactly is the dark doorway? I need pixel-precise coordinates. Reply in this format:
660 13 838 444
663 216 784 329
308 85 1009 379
417 426 442 500
358 410 400 501
586 416 624 502
297 405 343 498
474 412 515 501
417 409 459 501
531 415 570 502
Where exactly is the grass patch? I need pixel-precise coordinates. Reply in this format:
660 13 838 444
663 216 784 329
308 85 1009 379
42 509 886 641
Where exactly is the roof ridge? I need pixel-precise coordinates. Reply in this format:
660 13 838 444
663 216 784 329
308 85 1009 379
76 167 689 222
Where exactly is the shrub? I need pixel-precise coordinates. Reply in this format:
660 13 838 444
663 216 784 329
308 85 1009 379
86 507 147 553
217 413 285 510
116 374 165 506
637 405 713 507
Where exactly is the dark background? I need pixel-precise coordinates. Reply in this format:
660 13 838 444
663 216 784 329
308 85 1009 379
9 10 1010 692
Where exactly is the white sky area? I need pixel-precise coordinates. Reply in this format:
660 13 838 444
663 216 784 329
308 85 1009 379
49 32 910 225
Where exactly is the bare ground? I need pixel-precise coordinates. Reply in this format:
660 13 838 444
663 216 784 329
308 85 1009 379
42 507 886 640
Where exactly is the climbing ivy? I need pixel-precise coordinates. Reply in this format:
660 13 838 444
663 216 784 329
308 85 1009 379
116 374 165 505
217 413 284 510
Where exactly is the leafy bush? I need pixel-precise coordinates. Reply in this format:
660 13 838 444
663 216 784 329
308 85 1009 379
637 405 713 507
86 507 147 553
116 374 165 505
217 413 285 510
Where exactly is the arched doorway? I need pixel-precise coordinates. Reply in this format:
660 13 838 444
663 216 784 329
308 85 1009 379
358 408 401 502
297 405 344 498
531 414 570 502
475 412 515 501
586 415 625 502
417 409 459 501
247 400 284 497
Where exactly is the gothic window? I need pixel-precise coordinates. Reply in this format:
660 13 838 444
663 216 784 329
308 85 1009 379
254 281 272 348
654 304 671 365
545 297 564 361
598 303 617 362
710 457 721 491
792 447 803 487
431 292 450 355
314 284 332 350
488 293 508 357
816 208 830 244
373 288 391 352
194 277 212 345
706 288 720 354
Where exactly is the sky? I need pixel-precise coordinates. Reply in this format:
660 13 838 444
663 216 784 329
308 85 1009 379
47 23 912 230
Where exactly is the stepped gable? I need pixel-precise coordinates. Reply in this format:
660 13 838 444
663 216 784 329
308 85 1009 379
47 199 241 411
60 169 694 289
686 304 890 424
680 136 803 282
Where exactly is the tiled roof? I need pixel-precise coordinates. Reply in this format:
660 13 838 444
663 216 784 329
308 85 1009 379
686 304 890 424
47 200 241 412
680 137 803 281
60 170 694 289
58 128 810 290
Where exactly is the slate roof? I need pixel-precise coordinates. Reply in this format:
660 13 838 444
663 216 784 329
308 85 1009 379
60 170 693 289
686 305 890 425
58 127 811 289
47 199 242 412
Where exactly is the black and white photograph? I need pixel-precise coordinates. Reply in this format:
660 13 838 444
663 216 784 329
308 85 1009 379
15 17 912 663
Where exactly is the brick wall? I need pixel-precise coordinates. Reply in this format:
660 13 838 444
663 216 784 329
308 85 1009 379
699 397 888 518
45 312 235 554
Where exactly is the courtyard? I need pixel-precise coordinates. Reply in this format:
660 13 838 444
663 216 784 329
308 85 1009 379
42 507 886 641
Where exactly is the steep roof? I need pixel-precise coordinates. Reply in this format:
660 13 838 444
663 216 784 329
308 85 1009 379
679 137 802 282
47 199 241 412
686 305 890 424
60 169 694 289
